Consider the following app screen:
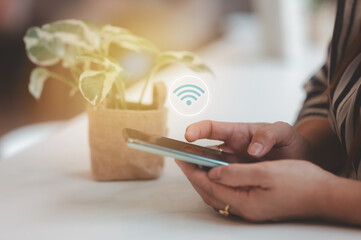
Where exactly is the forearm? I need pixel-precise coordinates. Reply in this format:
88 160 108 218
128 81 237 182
295 118 346 173
317 176 361 226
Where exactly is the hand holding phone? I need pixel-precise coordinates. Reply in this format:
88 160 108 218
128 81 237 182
123 128 253 168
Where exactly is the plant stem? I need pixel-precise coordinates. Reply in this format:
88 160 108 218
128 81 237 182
138 66 157 107
119 79 127 109
109 88 117 109
115 74 127 109
48 71 76 88
70 66 81 84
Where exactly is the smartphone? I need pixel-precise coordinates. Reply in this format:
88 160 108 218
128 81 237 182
123 128 251 168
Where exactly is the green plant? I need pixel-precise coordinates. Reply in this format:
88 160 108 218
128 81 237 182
24 19 211 109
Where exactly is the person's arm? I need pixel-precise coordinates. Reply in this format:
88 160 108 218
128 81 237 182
319 175 361 225
294 60 346 172
296 118 346 173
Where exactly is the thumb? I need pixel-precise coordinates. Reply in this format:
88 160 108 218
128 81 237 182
247 121 295 158
208 163 270 187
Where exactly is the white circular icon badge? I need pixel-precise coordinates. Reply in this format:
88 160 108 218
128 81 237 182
169 75 210 116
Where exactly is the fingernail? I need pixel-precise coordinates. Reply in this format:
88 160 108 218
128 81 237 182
248 143 263 156
208 167 222 180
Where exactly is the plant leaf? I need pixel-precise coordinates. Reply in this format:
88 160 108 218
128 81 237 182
23 27 64 66
24 20 101 68
100 25 159 54
41 19 101 68
28 67 50 99
155 51 212 73
79 70 118 107
138 51 212 104
42 19 100 51
76 53 123 73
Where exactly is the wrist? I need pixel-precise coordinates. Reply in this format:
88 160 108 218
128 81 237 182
313 174 361 225
295 119 346 172
311 172 339 220
294 133 314 161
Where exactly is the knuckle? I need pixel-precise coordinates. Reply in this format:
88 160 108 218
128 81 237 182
273 121 286 126
201 120 212 126
273 121 296 144
236 122 247 134
274 121 292 131
202 120 213 138
258 128 275 142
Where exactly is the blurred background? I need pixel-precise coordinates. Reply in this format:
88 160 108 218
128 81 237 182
0 0 336 157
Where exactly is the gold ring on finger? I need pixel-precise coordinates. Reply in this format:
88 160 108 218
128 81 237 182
219 204 230 217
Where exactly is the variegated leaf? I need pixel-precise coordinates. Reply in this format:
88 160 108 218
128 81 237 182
79 70 119 106
23 27 64 66
100 25 159 54
138 51 212 104
42 19 100 51
77 53 123 73
155 51 212 73
28 67 50 99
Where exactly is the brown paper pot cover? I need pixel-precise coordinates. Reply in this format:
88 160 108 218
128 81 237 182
87 104 167 181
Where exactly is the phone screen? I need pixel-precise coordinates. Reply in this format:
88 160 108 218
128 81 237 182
123 128 251 165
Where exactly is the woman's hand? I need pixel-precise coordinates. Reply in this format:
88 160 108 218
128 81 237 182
176 160 336 222
185 120 312 161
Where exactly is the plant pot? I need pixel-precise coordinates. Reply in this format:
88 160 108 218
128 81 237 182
87 82 168 181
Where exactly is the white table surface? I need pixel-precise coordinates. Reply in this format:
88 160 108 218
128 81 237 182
1 114 361 240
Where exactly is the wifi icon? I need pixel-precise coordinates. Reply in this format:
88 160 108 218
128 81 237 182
169 75 210 116
173 84 205 106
